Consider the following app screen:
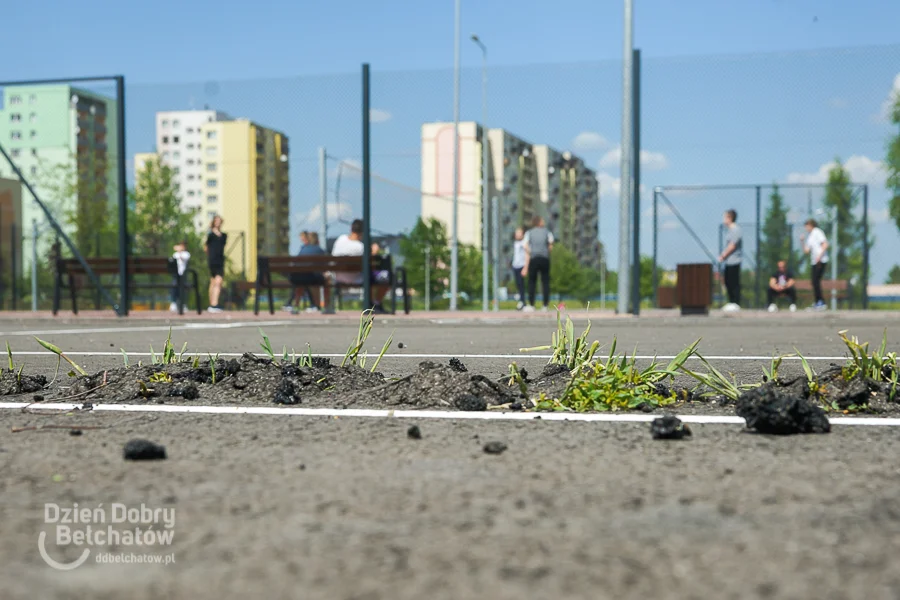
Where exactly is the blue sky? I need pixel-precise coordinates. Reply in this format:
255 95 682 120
5 0 900 283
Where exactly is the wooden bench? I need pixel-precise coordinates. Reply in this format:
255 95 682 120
793 279 850 307
53 257 201 315
254 254 410 315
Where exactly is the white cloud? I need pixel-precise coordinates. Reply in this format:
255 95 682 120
295 202 353 227
595 172 646 198
868 207 891 225
599 147 670 171
571 131 609 152
785 155 885 186
369 108 392 123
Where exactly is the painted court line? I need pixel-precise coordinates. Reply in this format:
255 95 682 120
0 402 897 426
7 351 848 361
0 321 297 337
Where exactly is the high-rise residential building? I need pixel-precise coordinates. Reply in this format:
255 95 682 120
198 118 290 281
421 122 599 273
154 110 230 232
0 85 119 266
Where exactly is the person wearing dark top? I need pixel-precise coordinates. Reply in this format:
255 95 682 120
289 231 329 313
204 215 227 313
767 260 797 313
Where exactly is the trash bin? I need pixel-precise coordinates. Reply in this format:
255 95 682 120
657 286 676 309
677 263 713 316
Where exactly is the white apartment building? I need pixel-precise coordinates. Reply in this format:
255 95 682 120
155 110 230 232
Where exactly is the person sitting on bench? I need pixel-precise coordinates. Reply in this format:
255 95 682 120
288 231 329 313
767 260 797 313
332 219 390 314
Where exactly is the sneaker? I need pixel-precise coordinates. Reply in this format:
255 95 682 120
281 305 294 312
722 303 741 313
169 302 178 312
522 305 536 313
304 306 321 314
789 304 797 313
207 306 223 314
814 301 827 312
516 301 524 311
541 305 549 312
767 303 778 313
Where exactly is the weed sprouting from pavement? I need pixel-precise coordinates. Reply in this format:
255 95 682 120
343 310 375 367
762 353 791 383
121 349 130 368
259 328 276 361
208 353 218 384
370 330 394 373
520 309 599 369
34 337 87 379
6 341 13 373
679 350 757 401
795 348 819 395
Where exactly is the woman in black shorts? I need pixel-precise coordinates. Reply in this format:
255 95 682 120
205 215 227 313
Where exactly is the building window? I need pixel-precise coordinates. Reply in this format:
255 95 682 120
29 113 37 123
186 159 194 166
10 131 21 140
10 114 21 122
10 149 20 158
207 211 217 220
187 190 195 197
206 163 217 172
162 136 169 144
205 147 217 156
30 130 37 139
30 166 37 175
173 151 181 159
186 143 194 149
186 127 194 133
10 95 22 105
29 94 37 104
206 131 217 140
162 151 170 160
173 136 180 143
173 167 180 175
207 179 217 188
207 195 218 204
161 119 169 127
187 174 195 181
173 119 180 128
31 149 38 157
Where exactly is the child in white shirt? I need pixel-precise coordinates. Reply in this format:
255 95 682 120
170 241 191 312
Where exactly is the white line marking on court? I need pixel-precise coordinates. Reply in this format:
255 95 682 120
1 402 898 426
6 351 848 361
0 321 298 337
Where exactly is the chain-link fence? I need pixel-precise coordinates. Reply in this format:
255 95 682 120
0 43 897 312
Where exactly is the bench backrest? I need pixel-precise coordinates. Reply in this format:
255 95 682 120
794 279 848 292
58 257 176 276
259 254 392 275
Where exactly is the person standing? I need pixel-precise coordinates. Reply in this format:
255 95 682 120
205 215 227 313
717 209 742 312
510 228 527 310
801 218 829 311
169 240 191 313
522 216 553 312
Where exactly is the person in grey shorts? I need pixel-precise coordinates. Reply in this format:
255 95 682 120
522 216 554 312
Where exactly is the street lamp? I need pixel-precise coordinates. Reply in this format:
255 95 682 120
471 33 489 312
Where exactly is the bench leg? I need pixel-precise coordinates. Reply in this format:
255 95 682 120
267 279 275 315
53 274 61 316
69 275 78 315
254 277 262 316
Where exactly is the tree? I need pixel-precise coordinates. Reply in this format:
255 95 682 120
822 159 866 292
550 244 586 299
129 157 200 258
398 217 450 300
887 93 900 231
760 184 798 278
886 265 900 285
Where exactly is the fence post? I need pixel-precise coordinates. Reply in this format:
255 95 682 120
651 188 658 307
754 186 761 309
11 223 17 311
32 219 39 312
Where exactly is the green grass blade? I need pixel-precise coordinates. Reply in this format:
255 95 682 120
121 348 129 368
6 341 13 372
35 337 87 376
370 330 395 373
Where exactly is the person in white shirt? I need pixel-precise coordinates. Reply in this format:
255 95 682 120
332 219 389 313
510 228 527 310
169 241 191 312
801 218 829 310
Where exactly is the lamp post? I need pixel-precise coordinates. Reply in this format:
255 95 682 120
617 0 634 315
471 34 489 312
449 0 462 310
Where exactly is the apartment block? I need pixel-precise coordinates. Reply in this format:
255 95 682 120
421 122 599 274
155 110 230 232
199 119 290 281
0 85 119 266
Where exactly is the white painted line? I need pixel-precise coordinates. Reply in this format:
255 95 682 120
1 402 899 426
0 321 298 337
5 351 848 361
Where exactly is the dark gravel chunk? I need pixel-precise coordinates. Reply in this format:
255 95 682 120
168 383 200 400
123 439 167 460
454 394 487 412
650 415 692 439
736 384 830 435
449 357 468 373
273 379 300 405
407 425 422 439
483 441 508 455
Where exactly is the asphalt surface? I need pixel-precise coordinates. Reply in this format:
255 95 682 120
2 311 900 599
